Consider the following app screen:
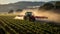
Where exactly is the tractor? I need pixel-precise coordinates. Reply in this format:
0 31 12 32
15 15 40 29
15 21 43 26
24 12 35 21
14 12 48 21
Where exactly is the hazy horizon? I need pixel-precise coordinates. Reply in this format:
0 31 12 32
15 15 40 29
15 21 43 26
0 0 60 4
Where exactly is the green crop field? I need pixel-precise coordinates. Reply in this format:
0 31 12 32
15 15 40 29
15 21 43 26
0 15 60 34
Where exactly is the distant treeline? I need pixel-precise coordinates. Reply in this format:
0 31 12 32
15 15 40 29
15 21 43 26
39 1 60 10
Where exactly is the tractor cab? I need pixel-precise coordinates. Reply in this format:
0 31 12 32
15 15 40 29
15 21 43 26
25 12 32 17
24 12 35 21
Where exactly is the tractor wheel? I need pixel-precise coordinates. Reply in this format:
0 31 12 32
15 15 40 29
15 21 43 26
29 16 36 22
24 16 35 21
24 16 29 21
24 16 27 20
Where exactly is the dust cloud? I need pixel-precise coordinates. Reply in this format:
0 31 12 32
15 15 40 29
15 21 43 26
18 9 60 23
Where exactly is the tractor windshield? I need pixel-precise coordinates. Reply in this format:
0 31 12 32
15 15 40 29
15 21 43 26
25 12 32 16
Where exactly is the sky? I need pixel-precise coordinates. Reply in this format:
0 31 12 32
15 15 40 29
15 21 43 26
0 0 60 4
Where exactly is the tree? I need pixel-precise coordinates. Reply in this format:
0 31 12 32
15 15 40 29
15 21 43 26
8 10 14 13
39 3 54 10
16 9 22 12
55 1 60 9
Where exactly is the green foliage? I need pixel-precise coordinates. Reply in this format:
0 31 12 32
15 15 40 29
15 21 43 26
0 16 60 34
8 10 14 13
39 3 54 10
55 1 60 9
16 9 22 11
55 1 60 6
39 1 60 10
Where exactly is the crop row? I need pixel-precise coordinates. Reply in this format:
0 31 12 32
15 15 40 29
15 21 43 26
0 16 60 34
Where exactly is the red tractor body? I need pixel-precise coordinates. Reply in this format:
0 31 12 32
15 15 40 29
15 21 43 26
23 12 48 21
